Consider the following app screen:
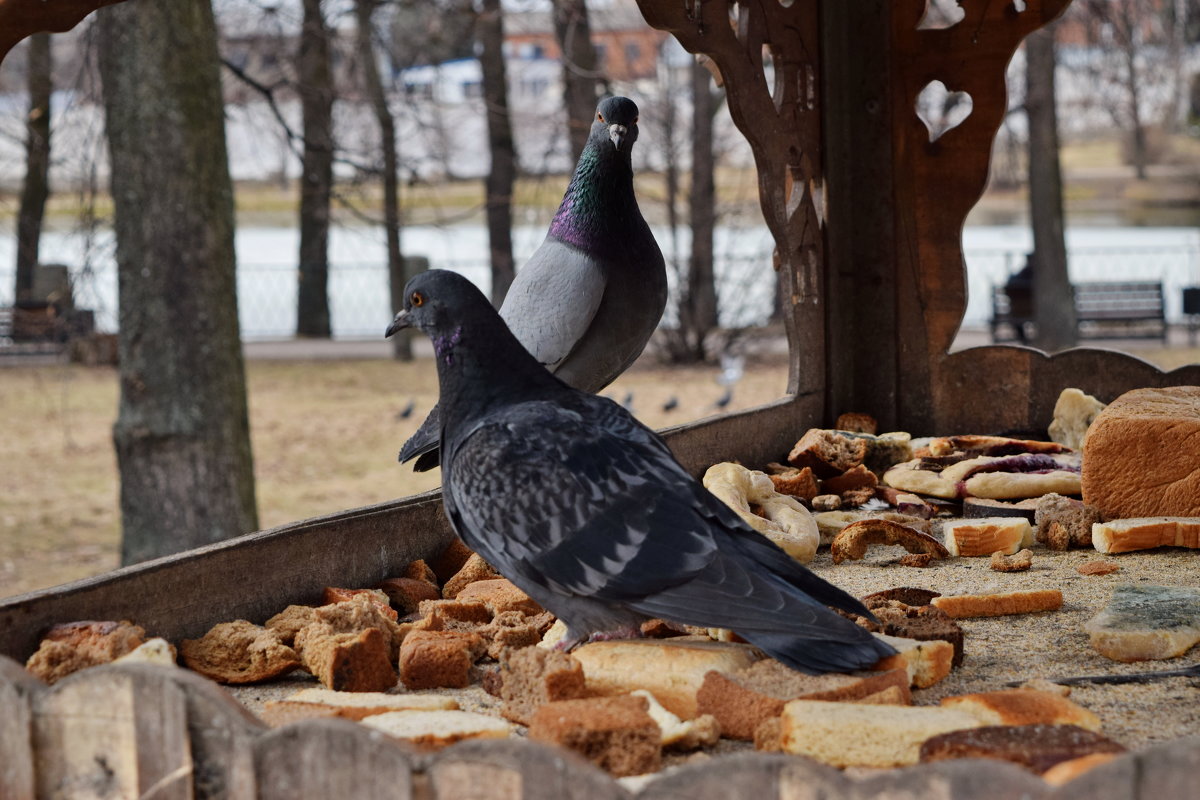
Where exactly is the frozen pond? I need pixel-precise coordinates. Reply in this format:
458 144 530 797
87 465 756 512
1 224 1197 340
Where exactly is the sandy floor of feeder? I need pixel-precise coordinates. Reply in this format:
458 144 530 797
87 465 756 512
228 543 1200 763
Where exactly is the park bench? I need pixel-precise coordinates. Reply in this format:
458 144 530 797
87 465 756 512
991 281 1166 343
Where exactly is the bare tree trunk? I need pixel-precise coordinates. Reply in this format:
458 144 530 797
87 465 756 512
479 0 516 305
682 60 718 361
296 0 335 337
98 0 258 564
14 32 51 305
1026 25 1076 351
355 0 410 360
1117 0 1148 179
552 0 601 164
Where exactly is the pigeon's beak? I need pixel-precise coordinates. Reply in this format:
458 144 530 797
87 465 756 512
385 310 411 338
608 123 628 150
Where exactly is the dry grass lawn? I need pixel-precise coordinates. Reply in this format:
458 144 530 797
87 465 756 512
0 354 789 599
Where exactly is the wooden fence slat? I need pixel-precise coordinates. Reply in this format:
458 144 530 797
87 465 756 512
254 718 416 799
167 666 264 800
850 758 1051 800
1128 735 1200 800
0 655 43 800
428 739 629 800
1050 751 1137 800
33 664 193 800
636 752 847 800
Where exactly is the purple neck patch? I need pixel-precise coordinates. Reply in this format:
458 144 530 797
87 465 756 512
433 326 463 365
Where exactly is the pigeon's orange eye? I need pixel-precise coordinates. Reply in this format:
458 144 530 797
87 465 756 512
410 292 424 307
597 112 604 122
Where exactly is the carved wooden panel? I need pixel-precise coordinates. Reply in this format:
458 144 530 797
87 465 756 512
636 0 826 401
640 0 1200 435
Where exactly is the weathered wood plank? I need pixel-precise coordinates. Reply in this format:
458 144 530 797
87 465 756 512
0 655 43 800
661 395 819 477
0 490 453 662
820 0 900 432
169 667 264 800
33 664 193 800
428 739 628 800
637 752 847 799
254 718 416 799
852 758 1050 800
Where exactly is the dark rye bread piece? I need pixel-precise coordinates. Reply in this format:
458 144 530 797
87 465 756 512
963 497 1040 522
858 603 965 667
1035 493 1101 550
528 694 662 777
788 429 868 478
696 660 911 740
918 724 1126 774
862 587 942 606
499 646 588 725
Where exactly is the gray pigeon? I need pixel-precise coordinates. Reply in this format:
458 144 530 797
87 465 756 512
399 96 666 472
385 270 894 674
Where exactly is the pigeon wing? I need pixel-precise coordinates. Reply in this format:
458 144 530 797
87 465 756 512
442 395 874 648
499 240 607 373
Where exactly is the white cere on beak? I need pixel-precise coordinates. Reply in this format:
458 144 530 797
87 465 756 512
608 123 628 148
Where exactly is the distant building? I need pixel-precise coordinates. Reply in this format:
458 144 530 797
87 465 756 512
503 0 670 83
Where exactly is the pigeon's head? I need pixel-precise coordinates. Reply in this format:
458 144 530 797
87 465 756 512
385 270 484 340
592 96 639 153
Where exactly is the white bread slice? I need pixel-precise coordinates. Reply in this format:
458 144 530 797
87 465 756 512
939 689 1101 731
631 690 719 749
778 700 981 767
571 638 763 719
1091 517 1200 554
360 709 512 749
942 517 1033 556
260 688 458 726
870 634 955 688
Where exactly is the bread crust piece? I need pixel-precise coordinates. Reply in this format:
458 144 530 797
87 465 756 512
830 519 950 564
918 724 1125 774
787 429 868 478
1082 386 1200 518
695 661 911 740
527 695 663 777
362 709 513 751
991 549 1033 572
778 700 982 767
180 620 302 685
767 466 819 501
1091 517 1200 554
942 518 1032 557
939 689 1101 730
1041 752 1123 786
24 620 149 684
499 647 588 725
931 589 1063 619
260 688 458 726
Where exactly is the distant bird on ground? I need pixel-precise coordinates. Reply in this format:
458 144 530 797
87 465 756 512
398 96 667 472
385 270 893 674
714 387 734 410
621 391 635 413
395 399 416 420
661 395 679 413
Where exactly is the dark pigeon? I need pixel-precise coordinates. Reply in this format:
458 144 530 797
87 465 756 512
661 396 679 413
399 96 667 472
385 270 894 674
